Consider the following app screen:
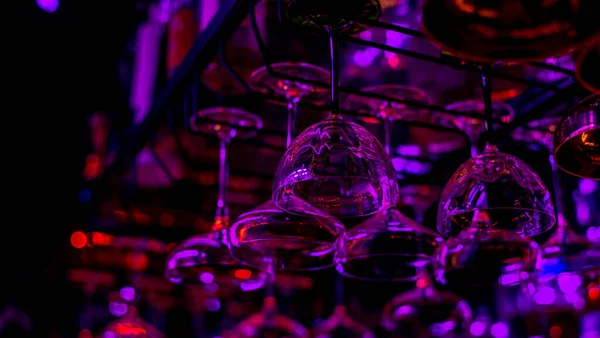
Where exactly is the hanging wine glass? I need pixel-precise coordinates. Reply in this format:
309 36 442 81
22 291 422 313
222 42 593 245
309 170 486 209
336 85 443 282
553 94 599 180
311 275 375 338
165 107 269 292
224 260 310 338
248 62 331 145
397 185 441 225
99 287 165 338
435 67 553 287
439 99 515 157
380 275 473 337
272 0 400 219
229 61 345 272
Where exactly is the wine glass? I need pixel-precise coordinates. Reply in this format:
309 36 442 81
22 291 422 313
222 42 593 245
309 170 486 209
397 185 441 225
248 62 330 145
224 260 310 338
273 0 400 219
380 276 473 337
435 67 553 288
165 107 269 292
439 99 514 157
336 85 443 282
99 287 165 338
230 62 345 272
311 275 375 338
553 94 599 180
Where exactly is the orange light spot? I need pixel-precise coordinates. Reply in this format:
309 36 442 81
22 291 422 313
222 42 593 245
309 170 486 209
71 231 87 249
234 269 252 279
160 213 175 227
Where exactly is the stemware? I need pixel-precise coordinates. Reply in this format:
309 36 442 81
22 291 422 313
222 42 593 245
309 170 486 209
420 0 600 63
397 184 441 225
553 94 599 180
440 99 515 157
248 62 330 145
273 0 400 219
224 261 310 338
575 35 600 94
165 107 269 292
380 275 473 337
337 85 443 282
311 276 375 338
99 287 165 338
435 67 553 287
229 61 345 272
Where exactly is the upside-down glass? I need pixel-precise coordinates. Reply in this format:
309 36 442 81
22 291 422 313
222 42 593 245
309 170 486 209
165 107 269 292
229 62 345 272
272 1 399 219
439 99 515 157
337 85 443 282
435 69 552 288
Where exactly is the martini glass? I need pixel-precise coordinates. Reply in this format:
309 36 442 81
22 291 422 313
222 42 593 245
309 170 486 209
273 0 400 219
230 62 345 272
165 107 269 292
337 85 444 282
435 67 553 288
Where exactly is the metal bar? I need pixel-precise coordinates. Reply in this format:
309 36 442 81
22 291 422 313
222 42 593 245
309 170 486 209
108 0 252 176
353 19 575 76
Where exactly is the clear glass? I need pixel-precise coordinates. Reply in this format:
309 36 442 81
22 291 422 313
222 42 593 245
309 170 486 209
272 117 399 218
436 144 556 238
439 99 514 157
380 279 472 337
229 197 346 271
100 305 165 338
165 107 268 292
338 207 443 282
272 26 399 219
224 296 309 338
311 305 375 338
397 184 441 224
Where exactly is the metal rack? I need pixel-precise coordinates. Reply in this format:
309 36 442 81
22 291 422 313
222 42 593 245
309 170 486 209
109 0 588 179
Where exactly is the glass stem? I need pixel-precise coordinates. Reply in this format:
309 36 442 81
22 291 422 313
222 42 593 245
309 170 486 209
334 273 345 307
212 138 229 235
549 154 568 242
286 99 299 148
326 26 341 120
479 65 496 147
383 117 392 156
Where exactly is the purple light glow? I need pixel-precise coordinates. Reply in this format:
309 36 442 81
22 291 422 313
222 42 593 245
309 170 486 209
205 298 221 312
469 321 486 336
534 286 556 305
557 273 582 294
200 272 214 284
579 179 598 195
490 322 509 338
120 286 135 302
36 0 59 13
109 302 128 317
587 227 600 243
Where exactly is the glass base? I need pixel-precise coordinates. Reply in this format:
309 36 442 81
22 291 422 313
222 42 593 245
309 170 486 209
190 106 263 140
165 233 268 292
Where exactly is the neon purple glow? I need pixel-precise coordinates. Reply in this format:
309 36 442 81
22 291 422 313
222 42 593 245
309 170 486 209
579 179 598 195
557 273 582 294
36 0 59 13
120 286 136 302
200 272 215 284
109 302 128 317
205 298 221 312
587 227 600 243
353 48 381 68
490 322 509 338
469 321 486 336
534 286 556 305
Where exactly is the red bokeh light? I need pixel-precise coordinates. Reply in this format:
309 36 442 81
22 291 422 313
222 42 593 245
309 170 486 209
71 231 87 249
